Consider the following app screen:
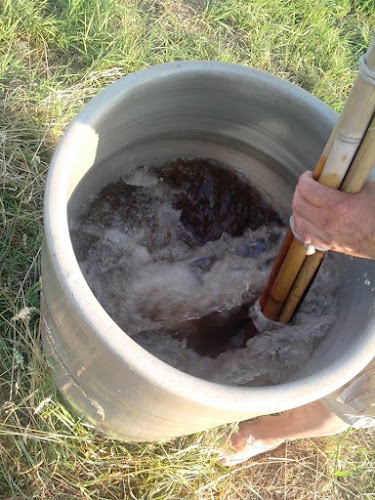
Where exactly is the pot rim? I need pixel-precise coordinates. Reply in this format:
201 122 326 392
43 60 375 415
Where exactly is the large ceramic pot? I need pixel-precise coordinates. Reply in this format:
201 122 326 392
41 61 375 441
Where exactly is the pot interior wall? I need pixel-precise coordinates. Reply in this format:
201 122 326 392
67 68 375 384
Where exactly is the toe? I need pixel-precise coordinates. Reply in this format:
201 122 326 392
218 443 278 466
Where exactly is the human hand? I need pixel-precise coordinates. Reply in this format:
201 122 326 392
292 171 375 260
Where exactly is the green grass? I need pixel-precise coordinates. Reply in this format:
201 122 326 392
1 0 375 498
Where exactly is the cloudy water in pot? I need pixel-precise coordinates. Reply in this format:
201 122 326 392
70 158 340 386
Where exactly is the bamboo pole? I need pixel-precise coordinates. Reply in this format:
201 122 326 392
318 39 375 189
341 113 375 194
262 238 306 319
259 229 294 310
260 143 335 319
260 39 375 322
278 251 325 323
279 110 375 323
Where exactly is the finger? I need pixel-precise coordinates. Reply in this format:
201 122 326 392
360 179 375 196
292 215 331 249
292 189 321 224
298 171 346 208
293 191 334 233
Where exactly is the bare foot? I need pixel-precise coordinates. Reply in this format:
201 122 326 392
218 417 284 466
218 401 349 466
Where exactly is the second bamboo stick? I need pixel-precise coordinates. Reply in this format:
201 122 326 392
279 111 375 323
260 39 375 322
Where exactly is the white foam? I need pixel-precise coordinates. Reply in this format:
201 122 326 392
70 165 340 386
